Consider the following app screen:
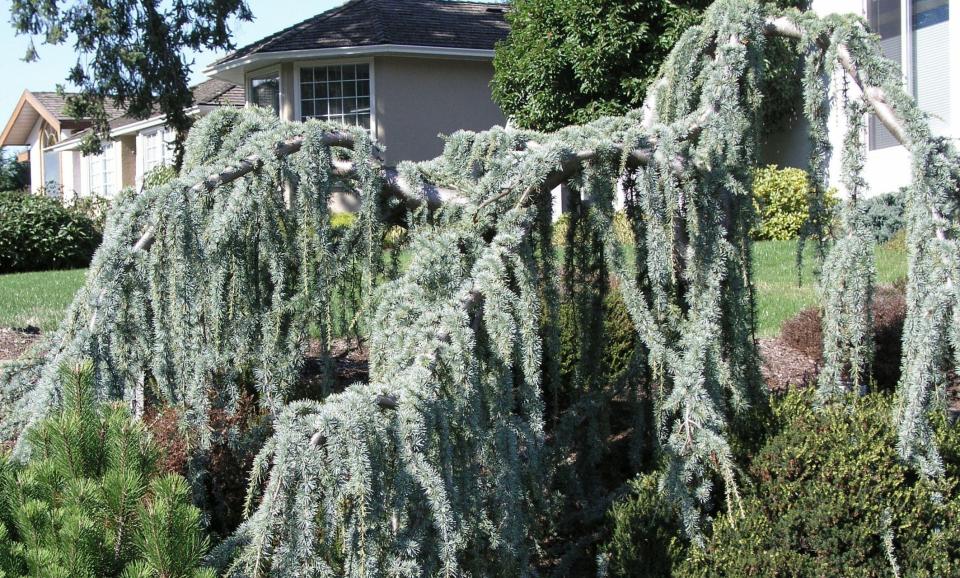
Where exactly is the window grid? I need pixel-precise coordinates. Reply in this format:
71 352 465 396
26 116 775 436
143 130 173 173
299 63 371 129
89 147 115 197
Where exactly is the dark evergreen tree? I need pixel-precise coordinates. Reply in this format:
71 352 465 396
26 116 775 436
8 0 252 160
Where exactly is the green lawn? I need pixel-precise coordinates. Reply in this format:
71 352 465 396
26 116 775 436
0 269 87 331
0 239 907 337
753 239 907 336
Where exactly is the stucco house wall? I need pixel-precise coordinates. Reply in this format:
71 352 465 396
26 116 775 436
373 56 505 163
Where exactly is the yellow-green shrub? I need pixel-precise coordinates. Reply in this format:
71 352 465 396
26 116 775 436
752 165 836 241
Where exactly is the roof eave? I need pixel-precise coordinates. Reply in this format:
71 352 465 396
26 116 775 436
205 44 496 79
46 106 204 153
1 90 62 147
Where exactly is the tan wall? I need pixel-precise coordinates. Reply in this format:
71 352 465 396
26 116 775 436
118 135 137 189
373 56 505 164
281 62 296 122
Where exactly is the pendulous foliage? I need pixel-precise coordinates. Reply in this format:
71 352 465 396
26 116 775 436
0 1 958 574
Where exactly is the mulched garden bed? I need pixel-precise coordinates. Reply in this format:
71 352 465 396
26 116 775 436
0 327 41 363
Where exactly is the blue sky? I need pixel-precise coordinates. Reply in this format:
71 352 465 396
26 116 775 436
0 0 346 141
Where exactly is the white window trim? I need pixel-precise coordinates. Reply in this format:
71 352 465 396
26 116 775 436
246 64 283 115
293 58 377 135
86 143 116 198
865 0 955 148
137 127 174 187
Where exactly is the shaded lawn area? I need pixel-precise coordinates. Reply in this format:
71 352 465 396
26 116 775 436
0 239 907 337
0 268 87 331
753 239 907 336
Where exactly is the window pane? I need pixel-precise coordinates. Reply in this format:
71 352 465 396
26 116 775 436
302 68 313 83
298 64 372 130
913 0 951 136
868 0 902 149
251 77 281 115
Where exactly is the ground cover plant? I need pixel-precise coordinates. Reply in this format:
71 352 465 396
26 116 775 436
1 1 959 575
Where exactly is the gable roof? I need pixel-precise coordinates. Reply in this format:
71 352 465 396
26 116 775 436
0 90 127 147
211 0 509 70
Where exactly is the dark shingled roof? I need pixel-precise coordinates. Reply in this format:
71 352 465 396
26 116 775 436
31 92 127 121
57 80 243 144
214 0 509 66
192 79 246 107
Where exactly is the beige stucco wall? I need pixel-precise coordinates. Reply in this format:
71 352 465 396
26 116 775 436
118 135 137 189
373 56 505 164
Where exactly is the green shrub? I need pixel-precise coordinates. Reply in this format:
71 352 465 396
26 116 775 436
752 165 837 241
599 473 689 578
553 211 632 246
0 191 102 273
680 390 960 578
861 190 906 244
67 195 113 232
0 152 28 192
0 361 213 577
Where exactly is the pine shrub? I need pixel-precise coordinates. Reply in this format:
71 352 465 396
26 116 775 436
0 191 101 273
598 473 689 578
0 362 213 577
680 390 960 578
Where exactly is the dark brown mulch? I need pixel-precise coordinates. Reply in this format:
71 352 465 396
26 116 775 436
296 338 370 397
0 327 42 362
758 336 819 393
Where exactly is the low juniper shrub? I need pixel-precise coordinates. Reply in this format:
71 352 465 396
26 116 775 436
680 390 960 578
861 190 906 244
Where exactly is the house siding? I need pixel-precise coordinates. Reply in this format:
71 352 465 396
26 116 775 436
119 135 137 190
372 56 505 164
768 0 959 197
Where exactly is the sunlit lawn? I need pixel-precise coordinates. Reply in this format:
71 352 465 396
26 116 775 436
0 239 907 338
0 268 87 331
752 239 907 336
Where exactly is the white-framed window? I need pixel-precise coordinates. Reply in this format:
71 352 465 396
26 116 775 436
142 128 174 173
868 0 951 149
247 67 281 116
88 144 115 197
296 61 373 129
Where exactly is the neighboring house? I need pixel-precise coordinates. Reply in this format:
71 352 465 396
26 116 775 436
204 0 509 165
0 91 126 196
0 80 243 200
765 0 957 197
